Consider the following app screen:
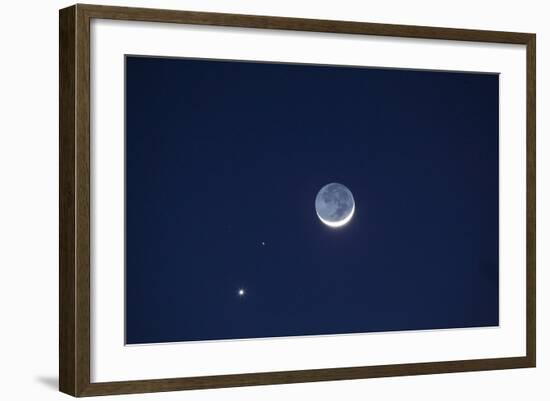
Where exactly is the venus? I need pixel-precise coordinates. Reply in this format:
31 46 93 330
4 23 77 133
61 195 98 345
315 183 355 228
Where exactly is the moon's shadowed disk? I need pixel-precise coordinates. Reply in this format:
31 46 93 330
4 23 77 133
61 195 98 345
315 183 355 228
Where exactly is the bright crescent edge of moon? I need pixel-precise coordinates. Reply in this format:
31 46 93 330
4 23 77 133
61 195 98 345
317 202 355 228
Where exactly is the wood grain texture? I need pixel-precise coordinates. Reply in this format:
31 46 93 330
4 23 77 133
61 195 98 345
59 5 76 396
75 4 92 396
78 3 533 43
525 35 536 367
59 3 536 397
79 357 532 397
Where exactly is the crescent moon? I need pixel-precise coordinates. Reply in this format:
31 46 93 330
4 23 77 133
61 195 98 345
316 202 355 228
315 183 355 228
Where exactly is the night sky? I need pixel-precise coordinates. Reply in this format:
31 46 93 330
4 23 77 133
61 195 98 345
125 56 499 344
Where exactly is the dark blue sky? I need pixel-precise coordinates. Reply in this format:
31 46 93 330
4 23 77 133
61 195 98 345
125 56 499 344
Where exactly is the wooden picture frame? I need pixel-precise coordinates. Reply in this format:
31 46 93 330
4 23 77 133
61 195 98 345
59 3 536 397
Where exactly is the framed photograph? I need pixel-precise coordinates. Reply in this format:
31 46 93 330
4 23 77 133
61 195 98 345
59 4 536 397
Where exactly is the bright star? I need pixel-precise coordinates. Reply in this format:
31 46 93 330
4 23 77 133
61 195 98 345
237 288 245 297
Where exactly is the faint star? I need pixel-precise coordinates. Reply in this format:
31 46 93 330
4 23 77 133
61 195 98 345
261 241 266 246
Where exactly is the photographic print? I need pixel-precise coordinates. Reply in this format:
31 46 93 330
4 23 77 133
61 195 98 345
124 56 499 345
59 5 535 395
